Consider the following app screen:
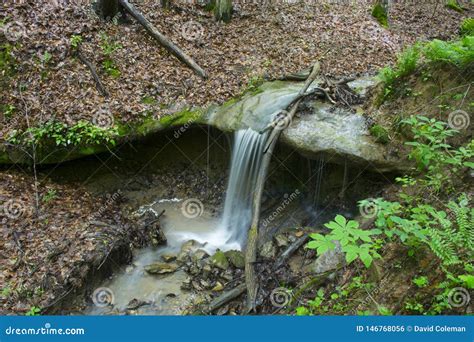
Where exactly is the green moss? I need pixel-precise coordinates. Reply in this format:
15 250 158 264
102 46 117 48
211 250 229 270
446 0 464 13
370 125 390 144
460 18 474 37
372 3 388 28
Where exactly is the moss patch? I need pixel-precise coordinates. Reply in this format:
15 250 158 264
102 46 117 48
372 3 388 28
370 124 390 144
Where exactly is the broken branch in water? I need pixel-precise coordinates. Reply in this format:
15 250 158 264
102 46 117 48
207 283 247 312
119 0 208 79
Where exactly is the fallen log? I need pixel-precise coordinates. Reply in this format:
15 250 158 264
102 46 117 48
119 0 208 79
207 283 246 312
245 62 321 313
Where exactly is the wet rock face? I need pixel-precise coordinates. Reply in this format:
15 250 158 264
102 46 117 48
205 78 405 172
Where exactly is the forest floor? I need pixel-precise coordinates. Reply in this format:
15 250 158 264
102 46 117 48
1 0 471 137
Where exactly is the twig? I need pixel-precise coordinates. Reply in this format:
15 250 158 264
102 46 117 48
75 46 109 97
18 87 40 217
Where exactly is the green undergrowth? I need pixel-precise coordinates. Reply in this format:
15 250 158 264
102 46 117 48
298 115 473 315
372 3 388 27
446 0 464 13
460 18 474 37
6 120 118 148
378 35 473 102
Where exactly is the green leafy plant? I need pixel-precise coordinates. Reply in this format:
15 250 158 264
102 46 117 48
377 36 473 101
413 276 429 288
70 34 83 49
402 116 474 192
42 189 57 203
378 44 420 98
100 33 122 78
446 0 464 13
1 104 16 119
7 120 118 147
307 215 382 268
0 43 17 78
372 3 388 27
460 18 474 37
1 287 11 298
25 306 41 316
424 36 474 68
242 75 264 96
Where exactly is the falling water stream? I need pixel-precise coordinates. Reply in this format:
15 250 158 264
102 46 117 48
220 128 268 247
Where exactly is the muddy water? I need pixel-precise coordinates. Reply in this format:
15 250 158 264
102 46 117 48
85 201 222 315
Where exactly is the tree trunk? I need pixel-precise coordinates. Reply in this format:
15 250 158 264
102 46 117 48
244 62 321 313
97 0 119 19
214 0 232 23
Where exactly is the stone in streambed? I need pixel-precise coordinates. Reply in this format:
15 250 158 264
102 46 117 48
161 254 177 262
259 240 277 259
144 262 179 275
210 250 229 270
274 234 289 247
224 250 245 269
310 241 345 274
191 249 209 262
212 282 224 292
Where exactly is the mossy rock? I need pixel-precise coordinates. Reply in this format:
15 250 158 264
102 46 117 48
224 250 245 269
211 250 229 270
370 124 390 144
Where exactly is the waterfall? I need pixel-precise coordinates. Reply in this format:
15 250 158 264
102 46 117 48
312 157 325 207
220 128 268 248
172 128 267 253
